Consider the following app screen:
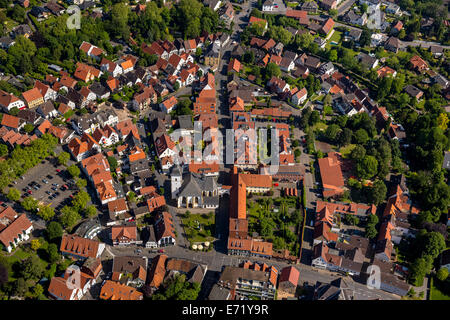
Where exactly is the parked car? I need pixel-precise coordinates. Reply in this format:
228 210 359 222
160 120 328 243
158 249 164 253
27 190 32 194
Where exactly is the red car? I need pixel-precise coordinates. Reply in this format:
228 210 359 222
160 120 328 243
27 190 32 194
158 249 165 253
69 194 74 199
274 183 279 187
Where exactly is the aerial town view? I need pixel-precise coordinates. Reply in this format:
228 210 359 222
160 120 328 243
0 0 449 307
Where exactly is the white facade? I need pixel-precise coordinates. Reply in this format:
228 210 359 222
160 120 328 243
4 225 33 253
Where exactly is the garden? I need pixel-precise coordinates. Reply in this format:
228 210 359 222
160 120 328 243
246 194 303 253
181 211 215 245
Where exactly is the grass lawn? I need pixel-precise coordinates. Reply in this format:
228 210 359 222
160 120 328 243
0 247 45 281
430 277 450 300
327 31 342 48
339 144 356 158
181 213 215 244
312 122 328 132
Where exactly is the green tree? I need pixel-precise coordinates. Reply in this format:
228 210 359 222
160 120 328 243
72 191 90 211
265 62 281 79
353 128 369 145
409 256 432 287
85 205 97 218
22 196 39 213
75 178 87 190
324 124 341 143
338 128 353 146
350 144 366 161
18 256 44 281
436 268 449 281
7 188 20 201
367 180 387 205
59 206 81 229
57 152 70 166
328 49 338 62
46 221 63 242
46 243 60 263
37 205 55 221
23 124 34 134
107 156 118 172
422 232 446 259
67 164 80 178
357 155 378 179
0 144 7 157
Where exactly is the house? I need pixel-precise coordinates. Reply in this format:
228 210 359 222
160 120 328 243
36 101 58 119
0 36 15 49
79 41 104 61
12 24 32 38
320 0 337 10
291 87 308 106
1 114 24 132
99 280 143 300
279 56 295 72
154 211 176 247
319 62 335 76
345 29 362 43
166 258 207 284
249 16 268 30
160 96 178 114
89 82 110 100
60 234 105 260
304 55 321 72
74 62 102 82
318 152 345 198
0 207 33 253
107 198 128 219
204 43 221 71
48 271 91 300
385 2 400 15
390 21 403 35
21 87 44 108
409 55 429 72
302 1 319 13
377 66 397 78
34 80 57 102
313 278 353 300
219 2 235 26
432 74 449 89
430 45 444 58
320 18 335 36
145 254 167 293
228 58 241 73
17 109 41 125
111 256 147 287
343 10 367 26
218 266 276 300
100 58 123 77
404 85 423 100
267 76 290 94
0 90 25 112
92 125 119 147
384 36 400 53
141 225 158 248
356 52 379 69
278 266 300 297
285 10 309 26
111 223 140 246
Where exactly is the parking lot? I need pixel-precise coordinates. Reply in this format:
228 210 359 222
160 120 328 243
12 157 77 211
